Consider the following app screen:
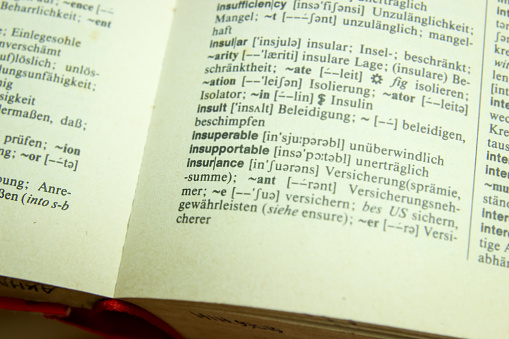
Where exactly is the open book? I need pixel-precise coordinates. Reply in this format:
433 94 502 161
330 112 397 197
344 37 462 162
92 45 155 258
1 0 508 337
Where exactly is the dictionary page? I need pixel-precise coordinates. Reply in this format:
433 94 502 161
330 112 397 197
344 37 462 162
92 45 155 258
118 1 509 338
0 0 174 298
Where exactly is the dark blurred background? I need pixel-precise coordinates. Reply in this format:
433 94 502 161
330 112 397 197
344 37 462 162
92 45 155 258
0 309 101 339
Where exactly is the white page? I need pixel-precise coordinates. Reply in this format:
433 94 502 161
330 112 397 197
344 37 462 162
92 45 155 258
118 1 509 338
0 0 174 297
